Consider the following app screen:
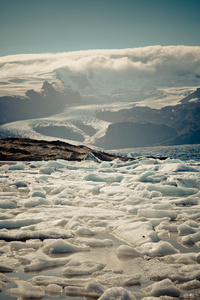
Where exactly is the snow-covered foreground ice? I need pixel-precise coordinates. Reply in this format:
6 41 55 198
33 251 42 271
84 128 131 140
0 155 200 299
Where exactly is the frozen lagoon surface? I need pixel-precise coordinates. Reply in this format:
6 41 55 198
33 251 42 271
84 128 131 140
0 146 200 299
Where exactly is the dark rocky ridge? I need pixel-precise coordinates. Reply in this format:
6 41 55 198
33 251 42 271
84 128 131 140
0 138 130 162
0 81 81 126
101 121 177 150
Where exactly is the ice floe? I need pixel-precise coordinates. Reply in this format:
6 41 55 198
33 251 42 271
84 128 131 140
0 155 200 299
143 278 181 297
65 280 106 298
62 258 106 276
43 238 90 253
5 280 45 299
98 287 136 300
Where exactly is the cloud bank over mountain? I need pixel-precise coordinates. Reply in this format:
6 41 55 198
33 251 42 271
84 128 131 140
0 46 200 98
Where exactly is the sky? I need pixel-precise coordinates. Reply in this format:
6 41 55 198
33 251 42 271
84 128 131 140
0 0 200 57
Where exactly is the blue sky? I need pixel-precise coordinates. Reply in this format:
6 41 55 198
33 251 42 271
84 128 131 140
0 0 200 56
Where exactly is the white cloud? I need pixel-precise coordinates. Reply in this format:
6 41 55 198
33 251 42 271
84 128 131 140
0 45 200 96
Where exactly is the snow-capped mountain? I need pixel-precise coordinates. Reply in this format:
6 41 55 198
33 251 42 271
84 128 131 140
0 46 200 149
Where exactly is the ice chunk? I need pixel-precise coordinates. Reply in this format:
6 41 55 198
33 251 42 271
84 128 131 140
0 281 6 292
100 185 130 195
98 273 141 287
0 228 73 241
5 280 45 299
170 252 200 264
138 171 166 183
84 281 106 297
143 278 180 297
44 283 63 296
50 185 66 195
136 240 178 257
0 218 43 229
43 239 90 254
137 209 177 220
11 240 41 251
65 280 106 298
160 162 198 173
139 158 157 165
151 203 174 210
39 166 54 174
23 197 52 207
0 277 10 292
99 162 111 168
45 160 66 169
0 212 14 220
0 200 17 209
171 196 199 206
62 258 106 276
177 178 200 189
0 264 14 273
179 231 200 246
175 163 198 172
23 253 71 272
116 245 141 257
29 187 46 198
85 152 102 163
143 260 200 283
88 219 108 227
178 223 197 235
155 221 178 233
75 226 96 236
98 287 136 300
0 164 9 172
12 180 27 187
9 163 25 170
185 220 199 228
178 279 200 290
28 163 37 168
65 215 86 230
18 187 30 193
54 198 73 206
29 274 92 287
32 161 46 166
84 172 123 183
114 221 160 247
54 218 69 227
56 159 70 164
0 273 16 283
145 183 198 196
36 175 49 182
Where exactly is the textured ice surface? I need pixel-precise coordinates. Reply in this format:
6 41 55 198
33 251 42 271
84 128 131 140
65 280 106 298
143 278 181 297
43 238 90 253
0 155 200 299
98 287 136 300
62 258 106 276
5 280 45 298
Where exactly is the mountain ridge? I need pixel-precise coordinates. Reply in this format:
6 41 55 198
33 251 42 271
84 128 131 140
97 88 200 148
